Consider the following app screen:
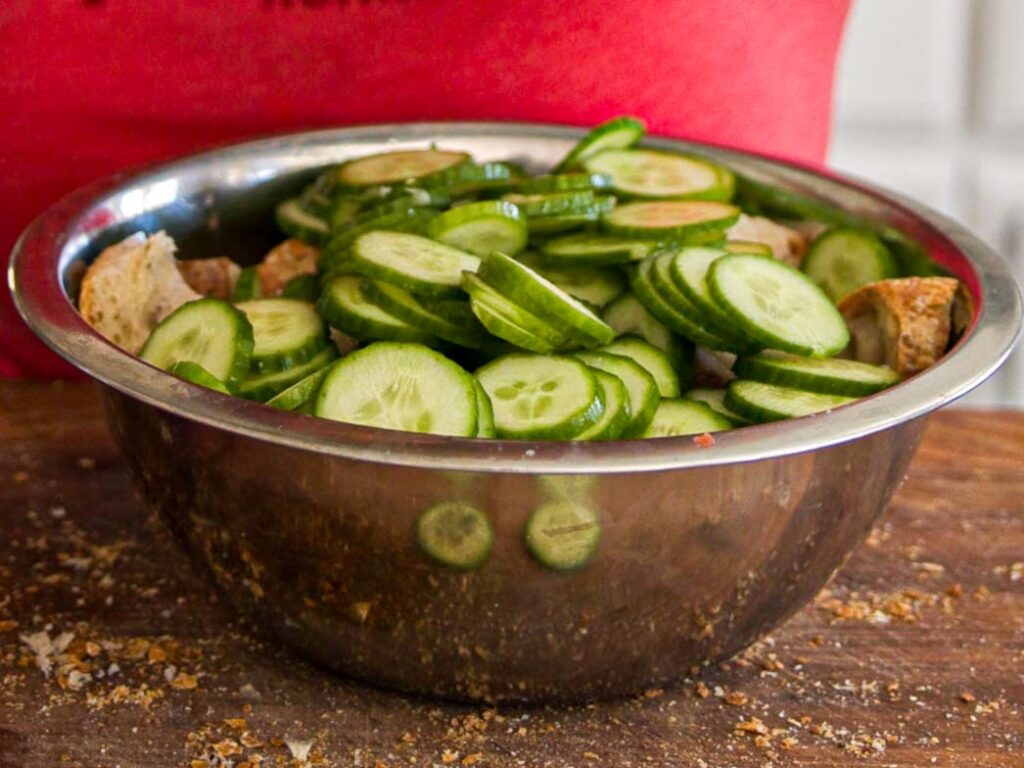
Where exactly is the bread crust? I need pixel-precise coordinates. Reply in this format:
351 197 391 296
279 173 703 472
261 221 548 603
78 232 200 353
177 257 241 300
257 239 320 296
838 277 962 376
726 214 808 267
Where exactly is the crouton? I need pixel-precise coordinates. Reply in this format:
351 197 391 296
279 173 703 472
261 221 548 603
257 238 320 296
78 231 200 353
837 277 968 377
176 257 241 300
692 347 737 388
726 214 808 267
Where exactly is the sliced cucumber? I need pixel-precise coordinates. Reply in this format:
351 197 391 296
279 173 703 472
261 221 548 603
336 149 470 187
600 336 681 398
320 207 439 271
232 266 262 302
237 344 337 402
427 200 528 257
169 361 233 395
628 258 741 353
524 501 601 571
473 380 496 438
315 342 478 436
477 252 615 347
275 197 330 244
470 300 557 354
518 255 626 309
723 240 773 256
327 195 365 229
462 273 570 349
501 190 596 218
733 351 901 397
583 148 734 201
725 379 856 423
317 275 438 344
802 228 899 302
684 388 752 426
666 247 756 347
641 399 733 438
517 173 611 194
475 354 602 440
573 369 630 441
238 298 328 373
602 201 740 240
540 233 662 267
280 273 320 301
571 350 660 437
526 198 614 234
416 502 493 570
349 230 480 298
436 162 519 198
601 291 687 367
266 366 331 411
140 298 254 386
555 116 646 172
362 281 486 349
708 254 850 357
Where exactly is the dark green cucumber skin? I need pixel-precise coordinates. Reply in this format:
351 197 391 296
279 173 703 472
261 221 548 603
316 278 438 345
733 354 900 397
724 379 854 423
232 267 262 302
281 274 320 301
169 361 233 395
266 366 332 411
238 346 338 402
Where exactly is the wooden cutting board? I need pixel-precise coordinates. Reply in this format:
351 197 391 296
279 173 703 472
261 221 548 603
1 380 1022 767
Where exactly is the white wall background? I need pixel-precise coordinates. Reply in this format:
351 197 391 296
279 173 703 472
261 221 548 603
830 0 1024 407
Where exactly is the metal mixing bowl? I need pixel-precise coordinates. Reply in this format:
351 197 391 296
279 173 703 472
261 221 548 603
10 124 1022 702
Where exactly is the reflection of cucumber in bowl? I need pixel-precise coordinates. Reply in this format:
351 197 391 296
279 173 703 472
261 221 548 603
10 120 1020 703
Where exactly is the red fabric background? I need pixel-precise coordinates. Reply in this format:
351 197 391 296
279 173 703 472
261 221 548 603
0 0 850 377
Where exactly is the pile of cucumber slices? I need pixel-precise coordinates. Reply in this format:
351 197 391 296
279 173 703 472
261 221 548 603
137 117 918 441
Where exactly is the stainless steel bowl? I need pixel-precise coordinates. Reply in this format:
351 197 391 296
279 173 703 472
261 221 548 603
10 124 1022 702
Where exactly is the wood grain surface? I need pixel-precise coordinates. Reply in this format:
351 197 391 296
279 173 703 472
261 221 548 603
1 380 1022 768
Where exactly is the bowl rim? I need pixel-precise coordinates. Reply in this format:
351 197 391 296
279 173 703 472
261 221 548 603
9 121 1023 473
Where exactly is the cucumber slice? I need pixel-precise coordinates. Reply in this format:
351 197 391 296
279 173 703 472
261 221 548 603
317 275 438 344
666 247 757 347
315 342 478 437
628 259 742 353
501 190 596 218
684 388 752 426
475 354 603 440
600 336 681 398
427 200 528 257
169 361 233 395
518 255 626 309
237 344 337 402
320 207 440 270
416 502 494 570
237 298 328 373
265 366 331 411
470 298 558 354
477 252 615 347
473 380 496 438
724 240 773 256
232 266 262 302
583 148 734 201
708 254 850 357
526 198 614 234
603 201 740 240
140 298 254 386
571 351 659 437
362 281 487 349
573 369 630 441
641 399 734 438
435 162 519 198
327 195 365 229
524 501 601 571
462 273 570 349
336 149 470 187
725 379 855 423
802 228 899 302
555 116 646 172
275 197 330 244
540 233 662 267
733 351 901 397
280 273 320 301
349 230 480 298
601 291 687 368
517 173 611 194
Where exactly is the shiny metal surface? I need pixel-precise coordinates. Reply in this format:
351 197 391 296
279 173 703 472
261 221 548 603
10 123 1022 701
